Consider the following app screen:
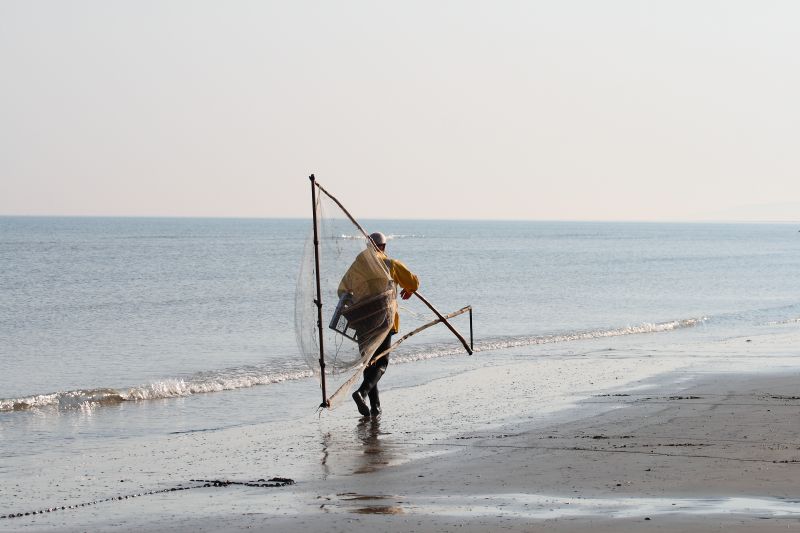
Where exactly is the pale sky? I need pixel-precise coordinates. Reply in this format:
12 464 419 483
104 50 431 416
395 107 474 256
1 1 798 221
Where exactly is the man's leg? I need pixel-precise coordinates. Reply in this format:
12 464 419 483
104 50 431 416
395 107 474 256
366 332 392 415
353 332 392 416
367 356 388 416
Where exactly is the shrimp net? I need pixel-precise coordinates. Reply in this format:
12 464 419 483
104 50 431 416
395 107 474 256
294 184 397 408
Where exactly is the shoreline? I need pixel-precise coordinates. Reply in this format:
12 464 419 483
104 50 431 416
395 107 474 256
4 331 800 531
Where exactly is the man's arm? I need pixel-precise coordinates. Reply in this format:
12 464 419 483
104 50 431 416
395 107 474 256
389 259 419 299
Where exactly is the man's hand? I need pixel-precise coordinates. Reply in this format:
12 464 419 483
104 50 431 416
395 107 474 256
400 288 414 300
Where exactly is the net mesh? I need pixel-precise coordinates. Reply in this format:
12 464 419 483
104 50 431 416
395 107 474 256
294 187 397 407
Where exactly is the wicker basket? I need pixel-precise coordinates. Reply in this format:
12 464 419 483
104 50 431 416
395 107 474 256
329 290 393 345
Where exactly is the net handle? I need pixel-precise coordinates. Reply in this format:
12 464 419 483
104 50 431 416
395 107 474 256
414 293 473 355
314 180 473 356
309 174 330 408
368 305 472 366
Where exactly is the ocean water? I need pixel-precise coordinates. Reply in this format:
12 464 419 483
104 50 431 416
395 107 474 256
1 217 799 454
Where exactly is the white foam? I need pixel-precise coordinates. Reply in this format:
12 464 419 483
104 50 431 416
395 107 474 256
122 368 313 401
0 369 313 412
0 387 126 412
764 317 800 325
476 317 707 352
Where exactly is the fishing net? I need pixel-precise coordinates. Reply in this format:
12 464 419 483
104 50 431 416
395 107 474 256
294 185 398 408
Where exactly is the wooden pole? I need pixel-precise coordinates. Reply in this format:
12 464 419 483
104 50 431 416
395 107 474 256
469 307 474 351
309 174 329 408
314 179 473 356
368 306 472 366
414 292 473 355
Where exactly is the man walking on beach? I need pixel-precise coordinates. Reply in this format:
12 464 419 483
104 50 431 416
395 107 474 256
338 232 419 417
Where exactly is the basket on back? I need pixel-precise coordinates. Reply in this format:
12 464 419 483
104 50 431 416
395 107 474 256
330 289 394 356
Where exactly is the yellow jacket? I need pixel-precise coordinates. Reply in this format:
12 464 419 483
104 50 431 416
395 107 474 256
338 248 419 333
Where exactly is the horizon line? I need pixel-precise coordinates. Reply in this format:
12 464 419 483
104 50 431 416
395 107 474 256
1 214 798 225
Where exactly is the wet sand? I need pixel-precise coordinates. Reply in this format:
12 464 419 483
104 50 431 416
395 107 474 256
149 371 800 532
4 332 800 531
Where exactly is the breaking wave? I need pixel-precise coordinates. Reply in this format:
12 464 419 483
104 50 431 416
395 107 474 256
1 317 705 414
0 367 311 413
763 317 800 326
391 317 707 363
474 317 707 352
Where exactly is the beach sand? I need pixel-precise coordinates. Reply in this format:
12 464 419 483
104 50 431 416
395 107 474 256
4 332 800 532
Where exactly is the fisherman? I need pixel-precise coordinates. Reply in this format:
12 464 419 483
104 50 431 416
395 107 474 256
338 232 419 417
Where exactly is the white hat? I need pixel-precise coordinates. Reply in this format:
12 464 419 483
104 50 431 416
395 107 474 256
369 232 387 246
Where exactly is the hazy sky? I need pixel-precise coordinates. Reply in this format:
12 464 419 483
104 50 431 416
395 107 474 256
1 1 798 221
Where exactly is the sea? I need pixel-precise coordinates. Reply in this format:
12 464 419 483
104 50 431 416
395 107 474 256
1 217 799 469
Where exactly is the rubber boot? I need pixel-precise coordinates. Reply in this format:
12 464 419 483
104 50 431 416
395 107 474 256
352 390 370 417
368 386 381 417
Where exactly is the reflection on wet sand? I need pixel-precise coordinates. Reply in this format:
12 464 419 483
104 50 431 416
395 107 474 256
339 493 405 515
317 419 406 516
354 416 393 474
318 416 397 477
352 505 404 515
